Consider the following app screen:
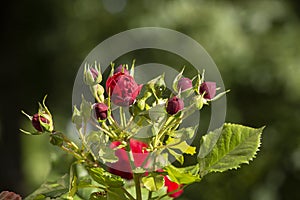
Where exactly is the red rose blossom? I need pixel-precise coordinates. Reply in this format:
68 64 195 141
32 113 49 132
106 72 142 107
108 139 149 180
114 65 129 74
164 176 184 198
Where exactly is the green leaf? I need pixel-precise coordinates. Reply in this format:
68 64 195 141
90 192 107 200
89 167 124 188
80 96 92 123
165 164 201 184
167 138 196 155
142 174 164 192
68 163 78 199
168 126 198 140
24 174 69 200
86 131 119 163
107 188 128 200
72 106 82 130
167 148 184 164
198 123 264 175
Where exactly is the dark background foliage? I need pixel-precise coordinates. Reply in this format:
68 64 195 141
1 0 300 199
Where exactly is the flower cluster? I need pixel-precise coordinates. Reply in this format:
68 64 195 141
21 61 263 200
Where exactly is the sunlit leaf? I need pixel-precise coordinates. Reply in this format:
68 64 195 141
165 164 201 184
142 174 164 192
198 123 264 175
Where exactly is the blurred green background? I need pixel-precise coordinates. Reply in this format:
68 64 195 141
1 0 300 199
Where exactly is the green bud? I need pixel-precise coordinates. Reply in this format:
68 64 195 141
50 132 64 147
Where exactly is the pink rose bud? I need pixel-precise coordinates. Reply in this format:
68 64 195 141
94 103 108 120
114 65 129 74
106 72 142 107
0 191 22 200
200 81 216 99
177 77 193 92
108 139 149 180
31 113 49 132
166 96 184 115
164 176 184 198
83 63 102 85
90 68 99 79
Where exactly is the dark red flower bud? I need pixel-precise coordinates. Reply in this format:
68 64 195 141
199 81 216 100
106 72 142 107
166 96 184 115
177 77 192 92
108 139 149 180
164 176 184 198
31 113 49 132
90 68 99 79
94 103 108 120
0 191 22 200
114 65 129 74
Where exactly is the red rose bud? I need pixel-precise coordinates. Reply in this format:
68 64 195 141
114 65 129 74
32 113 49 132
200 81 216 99
108 139 149 180
94 103 108 120
177 77 192 92
106 72 143 106
164 176 184 198
166 96 184 115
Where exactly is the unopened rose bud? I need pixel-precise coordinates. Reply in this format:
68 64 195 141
84 63 102 85
114 65 129 74
166 96 184 115
199 81 216 100
177 77 192 92
94 103 108 120
32 113 49 132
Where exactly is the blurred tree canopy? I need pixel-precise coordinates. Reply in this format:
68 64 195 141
0 0 300 199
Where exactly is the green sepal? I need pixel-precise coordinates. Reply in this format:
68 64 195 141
172 67 185 93
38 95 54 132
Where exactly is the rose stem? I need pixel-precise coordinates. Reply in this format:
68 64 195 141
134 173 142 200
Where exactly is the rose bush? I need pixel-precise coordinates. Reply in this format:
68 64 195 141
20 61 264 200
